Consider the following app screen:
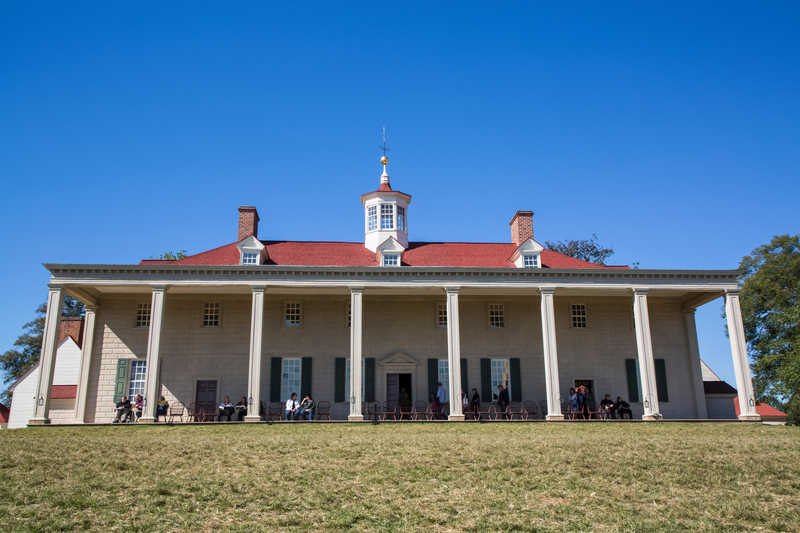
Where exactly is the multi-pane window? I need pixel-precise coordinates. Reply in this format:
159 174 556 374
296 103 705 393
438 359 449 399
523 254 539 268
381 204 394 229
571 304 587 328
281 358 301 402
437 302 447 329
242 252 259 265
367 205 377 231
128 360 147 399
488 303 505 328
397 206 406 232
285 302 302 328
136 303 151 327
383 254 399 266
345 360 365 401
491 359 510 397
203 302 220 327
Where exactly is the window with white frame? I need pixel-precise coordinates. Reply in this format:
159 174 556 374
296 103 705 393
397 206 406 232
437 302 447 329
381 204 394 229
491 359 510 397
203 302 220 327
285 301 302 328
488 303 505 328
367 205 377 231
438 359 449 399
136 303 151 327
523 254 539 268
571 304 587 328
128 360 147 399
345 360 365 401
241 252 259 265
281 358 301 402
382 254 399 266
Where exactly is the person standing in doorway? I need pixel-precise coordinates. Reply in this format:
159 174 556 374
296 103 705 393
436 382 447 420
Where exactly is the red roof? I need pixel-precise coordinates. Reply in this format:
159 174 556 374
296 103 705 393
0 403 9 423
51 385 77 399
734 397 788 420
141 241 628 269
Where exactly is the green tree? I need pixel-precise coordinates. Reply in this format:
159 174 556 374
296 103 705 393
544 234 615 266
737 234 800 425
0 296 85 405
149 251 188 261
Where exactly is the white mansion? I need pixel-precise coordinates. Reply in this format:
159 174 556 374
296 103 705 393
30 158 760 424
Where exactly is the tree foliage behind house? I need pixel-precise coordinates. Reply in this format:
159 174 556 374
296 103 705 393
544 234 615 266
737 234 800 425
0 296 85 405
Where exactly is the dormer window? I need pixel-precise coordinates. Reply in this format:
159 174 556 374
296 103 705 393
367 206 377 231
242 252 259 265
383 254 400 266
523 254 539 268
237 235 267 266
510 238 544 269
397 206 406 232
381 204 394 229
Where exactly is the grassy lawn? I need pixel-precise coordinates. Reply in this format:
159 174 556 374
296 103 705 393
0 423 798 532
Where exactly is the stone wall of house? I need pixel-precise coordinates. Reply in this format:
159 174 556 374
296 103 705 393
85 293 705 422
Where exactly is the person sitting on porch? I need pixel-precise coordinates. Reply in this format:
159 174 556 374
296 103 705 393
436 382 447 420
299 394 315 421
133 394 144 421
155 396 168 422
600 394 615 418
113 396 131 423
496 385 510 419
235 397 248 421
460 389 469 414
471 388 481 419
568 388 580 416
217 396 235 421
285 393 299 421
615 396 632 419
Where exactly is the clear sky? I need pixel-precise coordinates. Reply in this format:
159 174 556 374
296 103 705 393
1 2 798 390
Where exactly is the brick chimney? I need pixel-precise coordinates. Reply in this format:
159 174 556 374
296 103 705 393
238 206 260 242
59 317 85 348
509 210 534 246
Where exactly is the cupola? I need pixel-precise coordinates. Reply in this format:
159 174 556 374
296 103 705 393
361 155 411 253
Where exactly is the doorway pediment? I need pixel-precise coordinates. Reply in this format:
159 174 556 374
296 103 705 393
378 352 419 367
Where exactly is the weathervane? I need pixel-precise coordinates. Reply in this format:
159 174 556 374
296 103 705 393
380 127 389 164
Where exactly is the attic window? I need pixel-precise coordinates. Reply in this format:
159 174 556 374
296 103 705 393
523 254 539 268
242 252 259 265
382 254 400 266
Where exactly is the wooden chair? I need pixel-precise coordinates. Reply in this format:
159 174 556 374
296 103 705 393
476 402 491 420
494 403 509 420
166 402 185 423
586 400 601 420
523 401 538 420
539 400 548 420
267 402 283 422
316 401 332 420
509 402 524 420
382 400 397 420
399 401 413 420
368 401 382 421
414 401 429 420
187 402 204 422
561 402 573 420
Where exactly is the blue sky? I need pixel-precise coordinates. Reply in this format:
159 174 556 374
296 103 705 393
1 2 798 389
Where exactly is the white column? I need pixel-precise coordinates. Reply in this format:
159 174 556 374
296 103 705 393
29 284 64 425
633 288 661 420
73 304 98 423
349 287 364 421
540 287 563 420
139 285 167 423
725 289 760 421
446 287 464 421
245 285 266 422
683 309 708 419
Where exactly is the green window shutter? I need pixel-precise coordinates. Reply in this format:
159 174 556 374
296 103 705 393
301 357 312 398
113 359 130 403
270 357 282 402
625 359 639 403
334 358 346 403
655 359 669 403
364 358 376 403
480 358 492 402
510 358 522 402
460 358 468 396
428 358 438 400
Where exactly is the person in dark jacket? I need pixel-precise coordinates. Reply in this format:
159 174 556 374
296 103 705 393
235 397 248 421
113 396 132 423
496 385 510 419
600 394 615 418
471 388 481 419
615 396 632 419
299 394 315 421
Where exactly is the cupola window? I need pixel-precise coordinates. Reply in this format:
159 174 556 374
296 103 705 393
397 206 406 232
367 206 377 231
381 204 394 229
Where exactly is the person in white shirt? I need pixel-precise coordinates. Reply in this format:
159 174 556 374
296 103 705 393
217 396 235 421
285 393 299 421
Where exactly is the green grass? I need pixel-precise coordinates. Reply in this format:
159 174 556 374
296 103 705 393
1 423 798 532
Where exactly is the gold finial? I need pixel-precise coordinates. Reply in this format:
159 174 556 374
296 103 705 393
380 127 389 164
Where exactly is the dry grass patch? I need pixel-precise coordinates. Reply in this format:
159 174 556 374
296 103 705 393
0 423 798 532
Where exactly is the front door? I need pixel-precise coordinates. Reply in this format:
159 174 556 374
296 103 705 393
387 374 399 404
196 380 217 410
